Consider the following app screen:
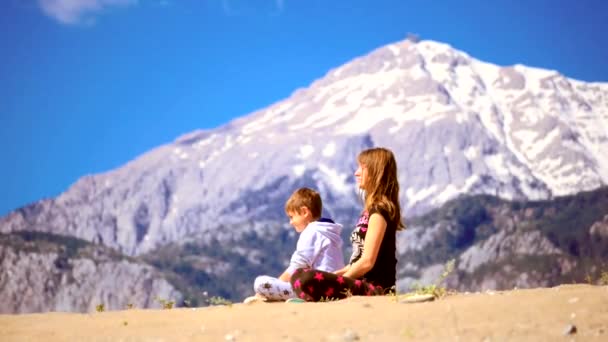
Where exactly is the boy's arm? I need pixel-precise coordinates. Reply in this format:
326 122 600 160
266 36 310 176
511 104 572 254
285 229 318 275
278 270 291 282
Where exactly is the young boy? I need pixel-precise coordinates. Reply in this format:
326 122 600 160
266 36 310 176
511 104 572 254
245 187 344 302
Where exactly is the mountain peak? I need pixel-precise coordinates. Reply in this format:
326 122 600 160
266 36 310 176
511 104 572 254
2 38 607 256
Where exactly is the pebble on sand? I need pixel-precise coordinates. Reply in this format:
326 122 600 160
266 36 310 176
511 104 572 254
563 324 577 335
568 297 579 304
399 294 435 304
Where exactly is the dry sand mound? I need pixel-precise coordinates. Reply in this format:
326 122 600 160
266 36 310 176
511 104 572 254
1 284 606 341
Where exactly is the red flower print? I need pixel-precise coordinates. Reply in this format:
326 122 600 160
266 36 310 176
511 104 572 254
366 284 376 296
354 280 362 287
308 285 314 294
336 276 345 284
293 279 301 289
299 292 306 299
325 287 334 297
314 272 324 281
357 215 369 225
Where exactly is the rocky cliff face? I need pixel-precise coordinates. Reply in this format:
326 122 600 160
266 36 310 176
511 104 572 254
1 188 606 313
0 232 181 313
396 187 608 292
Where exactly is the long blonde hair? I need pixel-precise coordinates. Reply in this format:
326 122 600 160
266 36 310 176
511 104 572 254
358 147 405 231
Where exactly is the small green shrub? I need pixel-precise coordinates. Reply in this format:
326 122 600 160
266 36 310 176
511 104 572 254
207 296 232 307
417 259 455 297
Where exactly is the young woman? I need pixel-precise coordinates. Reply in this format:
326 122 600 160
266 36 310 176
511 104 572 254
290 147 405 301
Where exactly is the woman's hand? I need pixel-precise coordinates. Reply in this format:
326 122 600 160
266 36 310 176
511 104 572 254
333 265 350 276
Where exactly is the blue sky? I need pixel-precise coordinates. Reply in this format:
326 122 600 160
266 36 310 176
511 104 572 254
1 0 607 216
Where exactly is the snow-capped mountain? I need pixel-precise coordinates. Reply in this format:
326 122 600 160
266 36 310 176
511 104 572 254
1 39 607 256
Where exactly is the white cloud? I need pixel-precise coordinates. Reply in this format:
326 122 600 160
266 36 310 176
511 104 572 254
38 0 138 25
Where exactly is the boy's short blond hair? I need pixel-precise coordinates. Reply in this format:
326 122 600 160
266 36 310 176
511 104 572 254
284 188 322 220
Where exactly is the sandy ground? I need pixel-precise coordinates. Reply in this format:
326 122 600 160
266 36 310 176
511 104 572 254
1 284 607 341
